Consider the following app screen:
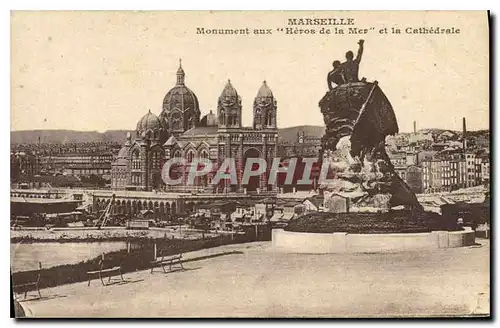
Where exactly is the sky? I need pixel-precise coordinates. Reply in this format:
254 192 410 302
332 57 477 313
11 11 489 133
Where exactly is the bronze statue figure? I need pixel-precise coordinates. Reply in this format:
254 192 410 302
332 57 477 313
327 60 345 90
342 39 364 83
326 39 364 89
319 40 422 211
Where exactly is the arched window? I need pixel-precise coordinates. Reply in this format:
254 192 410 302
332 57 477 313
201 150 209 160
219 110 225 125
172 113 182 131
174 150 181 159
187 150 195 163
132 150 141 169
266 112 273 126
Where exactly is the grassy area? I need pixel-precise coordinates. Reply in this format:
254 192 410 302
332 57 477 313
285 210 462 234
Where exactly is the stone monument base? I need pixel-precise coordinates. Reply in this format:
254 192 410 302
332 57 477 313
272 228 476 254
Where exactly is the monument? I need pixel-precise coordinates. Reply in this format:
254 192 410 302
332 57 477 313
320 39 422 213
273 40 474 250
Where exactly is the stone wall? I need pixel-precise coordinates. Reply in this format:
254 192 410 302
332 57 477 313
272 228 476 253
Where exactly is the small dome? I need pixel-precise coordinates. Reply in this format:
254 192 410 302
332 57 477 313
200 110 217 126
117 146 129 158
220 79 239 99
256 80 273 98
136 110 163 133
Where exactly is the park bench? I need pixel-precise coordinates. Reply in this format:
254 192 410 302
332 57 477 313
150 253 185 274
14 262 42 299
87 258 124 286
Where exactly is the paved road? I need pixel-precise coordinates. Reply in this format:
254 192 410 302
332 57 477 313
18 240 490 318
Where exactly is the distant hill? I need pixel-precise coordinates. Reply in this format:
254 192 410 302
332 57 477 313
10 126 487 145
418 128 489 141
11 126 326 145
101 130 136 143
11 130 135 144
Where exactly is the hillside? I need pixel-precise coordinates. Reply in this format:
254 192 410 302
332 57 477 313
11 126 326 145
10 126 488 145
11 130 135 144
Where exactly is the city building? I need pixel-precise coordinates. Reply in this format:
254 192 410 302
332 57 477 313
438 155 451 191
40 151 113 177
11 151 40 181
422 158 442 193
276 131 322 193
474 154 483 186
465 152 476 188
405 165 423 194
417 150 438 165
111 61 279 194
480 154 490 184
408 131 433 144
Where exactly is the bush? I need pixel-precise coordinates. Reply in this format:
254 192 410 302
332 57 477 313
285 210 461 234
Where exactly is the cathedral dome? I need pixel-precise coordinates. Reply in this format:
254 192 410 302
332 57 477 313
136 110 164 139
162 84 200 116
161 60 201 131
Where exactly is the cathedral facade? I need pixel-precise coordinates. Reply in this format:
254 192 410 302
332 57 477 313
111 61 278 194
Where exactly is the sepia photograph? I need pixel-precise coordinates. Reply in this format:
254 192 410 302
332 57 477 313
10 10 490 318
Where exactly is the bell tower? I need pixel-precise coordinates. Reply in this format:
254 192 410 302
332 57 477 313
217 80 242 128
253 81 277 130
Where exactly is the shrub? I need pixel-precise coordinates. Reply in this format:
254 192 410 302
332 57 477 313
285 210 461 234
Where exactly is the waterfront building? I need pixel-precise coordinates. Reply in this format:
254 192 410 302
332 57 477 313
40 151 113 177
11 151 40 180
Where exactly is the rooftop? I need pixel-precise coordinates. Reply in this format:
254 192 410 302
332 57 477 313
181 126 218 137
10 197 80 204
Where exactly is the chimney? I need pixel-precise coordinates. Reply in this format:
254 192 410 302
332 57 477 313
462 117 467 150
413 121 416 134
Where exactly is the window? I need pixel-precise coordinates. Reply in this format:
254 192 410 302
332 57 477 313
219 111 225 125
172 113 182 130
266 112 273 126
187 150 195 163
151 151 161 169
132 150 141 169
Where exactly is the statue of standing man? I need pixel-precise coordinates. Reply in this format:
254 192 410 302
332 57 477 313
342 39 364 83
326 39 365 90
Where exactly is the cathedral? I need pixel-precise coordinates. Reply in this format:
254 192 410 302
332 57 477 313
111 61 279 194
